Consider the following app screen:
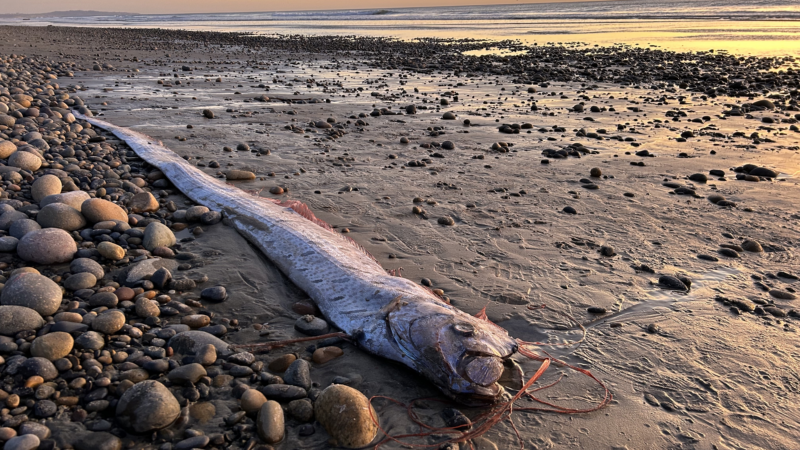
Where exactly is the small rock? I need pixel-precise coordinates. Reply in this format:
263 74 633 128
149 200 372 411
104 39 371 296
21 357 58 381
17 228 77 264
128 192 159 213
269 354 297 372
74 432 123 450
182 314 211 328
240 389 267 414
259 384 307 401
143 222 176 251
3 434 40 450
168 363 207 384
31 175 62 203
200 286 227 302
226 170 256 180
312 346 344 364
442 408 471 430
81 199 128 223
135 298 161 318
287 398 314 422
37 203 87 231
92 310 126 335
283 359 312 390
769 289 796 300
194 344 217 365
742 240 764 253
74 331 105 350
168 330 232 357
97 242 125 260
294 315 329 336
30 332 73 361
116 380 181 433
71 258 105 279
1 272 63 316
64 272 97 291
658 275 689 291
257 400 285 444
718 248 740 258
437 216 455 226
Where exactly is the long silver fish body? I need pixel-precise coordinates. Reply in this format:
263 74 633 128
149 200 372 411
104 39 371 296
75 113 518 404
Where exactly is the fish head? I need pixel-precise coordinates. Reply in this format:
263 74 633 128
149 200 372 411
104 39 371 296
385 298 518 405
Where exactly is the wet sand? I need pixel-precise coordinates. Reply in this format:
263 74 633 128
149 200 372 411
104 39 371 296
2 25 800 449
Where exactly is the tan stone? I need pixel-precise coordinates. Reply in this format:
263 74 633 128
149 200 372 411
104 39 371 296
81 198 128 223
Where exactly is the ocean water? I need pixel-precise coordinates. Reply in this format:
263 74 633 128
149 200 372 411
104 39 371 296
3 0 800 56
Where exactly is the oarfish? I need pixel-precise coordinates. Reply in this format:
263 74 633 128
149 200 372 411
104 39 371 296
75 112 518 404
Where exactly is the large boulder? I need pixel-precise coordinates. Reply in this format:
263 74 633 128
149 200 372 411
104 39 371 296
314 385 378 448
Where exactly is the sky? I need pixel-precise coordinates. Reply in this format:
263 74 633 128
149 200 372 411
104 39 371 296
6 0 617 15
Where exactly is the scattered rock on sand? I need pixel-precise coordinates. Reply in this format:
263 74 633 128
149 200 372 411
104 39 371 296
658 275 690 291
226 170 256 180
769 289 796 300
742 240 764 253
312 346 344 364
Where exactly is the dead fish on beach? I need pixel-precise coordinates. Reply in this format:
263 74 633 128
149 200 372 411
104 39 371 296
75 112 520 404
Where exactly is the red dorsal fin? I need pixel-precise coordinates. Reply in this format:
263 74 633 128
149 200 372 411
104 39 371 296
475 304 505 330
476 305 489 321
262 197 379 264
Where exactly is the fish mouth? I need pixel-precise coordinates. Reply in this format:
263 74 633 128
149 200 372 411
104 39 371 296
450 382 507 406
460 353 506 387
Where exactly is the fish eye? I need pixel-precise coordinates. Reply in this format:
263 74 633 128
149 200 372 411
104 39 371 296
453 322 475 336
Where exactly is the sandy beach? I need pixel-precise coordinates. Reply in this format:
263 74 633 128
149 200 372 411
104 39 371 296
0 23 799 450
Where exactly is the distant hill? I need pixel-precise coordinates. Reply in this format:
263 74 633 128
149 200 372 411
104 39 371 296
0 10 137 19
